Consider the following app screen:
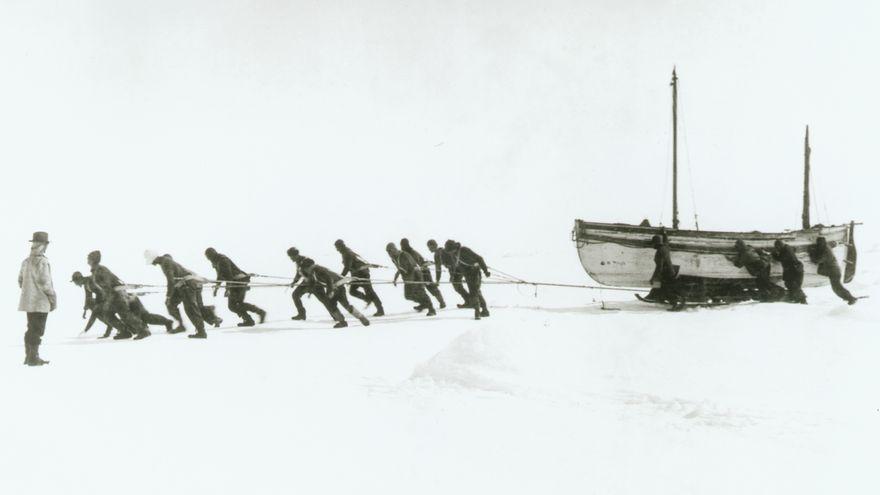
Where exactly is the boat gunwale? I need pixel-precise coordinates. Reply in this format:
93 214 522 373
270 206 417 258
574 219 851 240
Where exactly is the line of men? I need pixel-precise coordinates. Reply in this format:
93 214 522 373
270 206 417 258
71 239 491 340
650 234 858 310
287 238 491 328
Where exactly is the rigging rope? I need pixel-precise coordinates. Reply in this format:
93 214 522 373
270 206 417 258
677 91 701 230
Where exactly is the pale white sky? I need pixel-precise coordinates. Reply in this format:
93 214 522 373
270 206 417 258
2 0 878 330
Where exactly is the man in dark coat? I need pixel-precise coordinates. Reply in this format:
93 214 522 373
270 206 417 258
147 251 222 339
287 247 330 320
427 239 471 307
88 250 150 340
649 235 684 310
808 237 857 304
300 258 370 328
772 239 807 304
334 239 384 317
730 240 783 301
387 242 436 316
72 271 130 338
205 248 266 327
401 238 445 309
444 240 490 320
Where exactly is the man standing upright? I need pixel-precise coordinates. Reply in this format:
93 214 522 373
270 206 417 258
427 239 470 307
649 235 684 311
444 240 490 320
205 248 266 327
401 238 445 309
772 239 807 304
334 239 384 317
808 236 858 305
18 231 56 366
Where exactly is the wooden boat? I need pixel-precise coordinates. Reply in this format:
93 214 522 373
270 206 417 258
573 70 857 295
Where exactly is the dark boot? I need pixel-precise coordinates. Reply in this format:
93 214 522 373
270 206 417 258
256 309 267 324
28 344 48 366
426 307 437 317
23 345 31 365
436 293 446 309
480 309 490 317
164 321 174 333
333 321 349 329
373 301 385 317
168 324 186 334
291 314 306 321
113 330 133 340
133 329 151 340
457 302 474 309
413 304 426 312
237 320 255 327
188 331 207 339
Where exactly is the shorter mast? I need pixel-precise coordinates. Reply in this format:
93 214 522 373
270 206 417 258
802 125 811 229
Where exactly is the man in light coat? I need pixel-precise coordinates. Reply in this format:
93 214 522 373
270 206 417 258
18 231 56 366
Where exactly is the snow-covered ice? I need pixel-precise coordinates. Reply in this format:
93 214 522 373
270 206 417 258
1 247 877 494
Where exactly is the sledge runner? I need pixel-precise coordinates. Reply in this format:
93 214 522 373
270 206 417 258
205 248 266 327
729 240 784 302
146 251 222 339
334 239 384 317
444 240 490 320
400 238 445 309
808 236 858 305
427 239 471 307
287 247 330 321
18 231 55 366
386 242 436 316
88 250 150 340
300 259 370 328
649 235 684 311
771 240 807 304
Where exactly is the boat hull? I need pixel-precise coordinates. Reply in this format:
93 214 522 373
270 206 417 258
573 220 856 289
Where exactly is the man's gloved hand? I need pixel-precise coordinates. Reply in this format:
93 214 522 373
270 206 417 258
484 270 491 278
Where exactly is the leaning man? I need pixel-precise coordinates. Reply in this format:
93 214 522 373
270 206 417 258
18 231 56 366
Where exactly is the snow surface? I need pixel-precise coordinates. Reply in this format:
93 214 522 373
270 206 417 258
1 247 877 494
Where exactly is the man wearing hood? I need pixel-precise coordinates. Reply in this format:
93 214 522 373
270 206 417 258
204 248 266 327
18 231 56 366
808 237 857 304
444 240 490 320
401 238 445 309
387 242 436 316
88 250 150 340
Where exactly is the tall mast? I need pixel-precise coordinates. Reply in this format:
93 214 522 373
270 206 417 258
671 68 679 230
802 125 811 229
